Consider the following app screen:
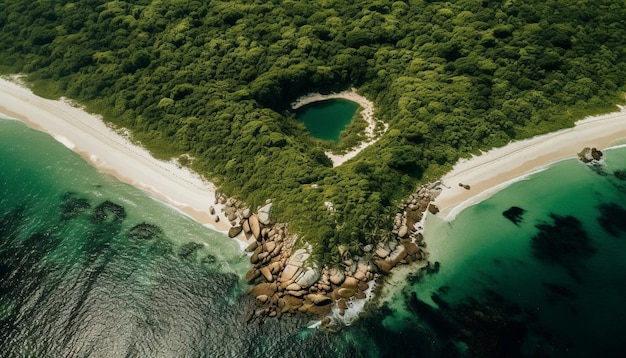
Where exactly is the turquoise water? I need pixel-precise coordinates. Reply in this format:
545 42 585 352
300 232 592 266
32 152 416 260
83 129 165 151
3 115 626 357
381 146 626 356
295 99 359 142
0 118 397 357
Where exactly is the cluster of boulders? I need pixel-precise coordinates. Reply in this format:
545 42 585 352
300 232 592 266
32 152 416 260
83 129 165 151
615 170 626 180
215 183 442 325
246 239 377 324
391 183 441 240
578 147 603 163
212 196 378 324
241 219 377 323
378 183 441 273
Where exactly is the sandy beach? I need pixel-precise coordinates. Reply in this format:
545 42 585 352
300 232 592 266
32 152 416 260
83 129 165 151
434 106 626 220
292 88 388 167
0 76 232 236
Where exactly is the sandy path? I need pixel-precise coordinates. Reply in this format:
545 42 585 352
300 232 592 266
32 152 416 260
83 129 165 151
434 107 626 220
292 88 388 166
0 76 231 234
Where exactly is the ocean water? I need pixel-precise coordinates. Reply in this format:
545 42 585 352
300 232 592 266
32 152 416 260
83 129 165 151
2 118 430 358
295 99 359 142
3 115 626 357
381 145 626 357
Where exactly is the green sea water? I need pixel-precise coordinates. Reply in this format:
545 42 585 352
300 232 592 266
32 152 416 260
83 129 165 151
3 114 626 357
381 145 626 356
0 118 397 357
295 99 359 142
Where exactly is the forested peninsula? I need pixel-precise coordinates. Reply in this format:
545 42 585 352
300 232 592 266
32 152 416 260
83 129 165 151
2 0 626 264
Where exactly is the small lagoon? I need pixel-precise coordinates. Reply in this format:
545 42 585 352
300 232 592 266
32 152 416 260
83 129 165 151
295 99 359 142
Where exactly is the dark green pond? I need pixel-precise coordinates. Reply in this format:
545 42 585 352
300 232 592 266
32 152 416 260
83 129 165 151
295 99 359 142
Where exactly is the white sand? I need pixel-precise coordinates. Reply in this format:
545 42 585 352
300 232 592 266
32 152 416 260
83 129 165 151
0 76 231 234
292 88 388 167
435 106 626 220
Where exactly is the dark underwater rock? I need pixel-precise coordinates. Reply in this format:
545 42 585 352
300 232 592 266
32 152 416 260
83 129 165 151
406 292 458 339
92 200 126 223
22 231 61 255
577 147 603 163
127 223 163 240
452 291 528 358
0 206 26 241
202 254 217 265
543 282 577 300
614 170 626 181
597 202 626 237
425 261 440 275
431 292 451 311
502 206 526 226
178 242 204 259
60 192 91 220
531 214 595 279
228 225 243 238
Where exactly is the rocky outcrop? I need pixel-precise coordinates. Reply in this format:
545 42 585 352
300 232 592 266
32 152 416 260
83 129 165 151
377 183 441 274
328 267 345 286
228 225 243 238
258 201 273 225
391 184 441 239
127 223 163 240
578 147 603 163
249 214 261 240
235 183 441 326
245 224 336 322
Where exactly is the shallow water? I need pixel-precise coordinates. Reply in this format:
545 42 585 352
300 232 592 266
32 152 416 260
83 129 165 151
392 145 626 356
3 116 626 357
295 99 359 142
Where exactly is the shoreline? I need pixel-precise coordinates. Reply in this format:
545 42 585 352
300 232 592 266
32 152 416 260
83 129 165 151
434 106 626 220
5 73 625 325
4 74 625 239
291 88 388 167
0 76 233 237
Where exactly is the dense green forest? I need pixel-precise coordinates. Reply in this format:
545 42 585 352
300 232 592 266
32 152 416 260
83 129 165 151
2 0 626 263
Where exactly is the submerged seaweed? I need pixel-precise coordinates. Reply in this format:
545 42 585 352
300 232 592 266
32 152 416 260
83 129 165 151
614 170 626 181
127 222 164 240
406 287 537 357
92 200 126 224
60 192 91 221
530 214 595 280
597 202 626 237
178 242 204 259
452 291 529 358
542 281 578 306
